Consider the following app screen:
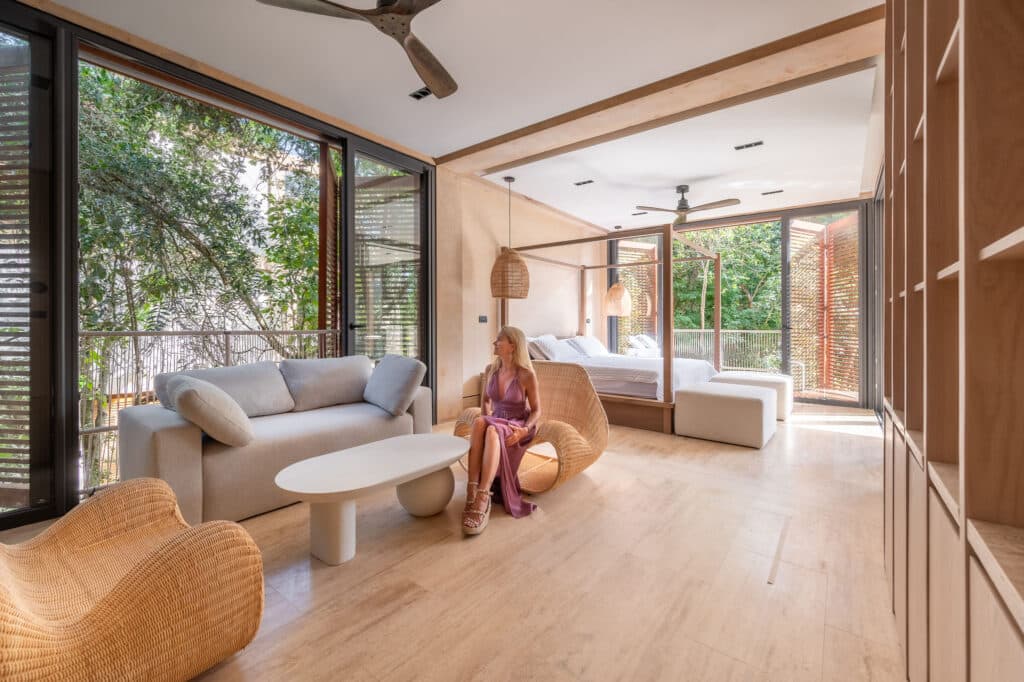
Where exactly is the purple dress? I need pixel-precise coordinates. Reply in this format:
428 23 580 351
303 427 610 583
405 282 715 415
481 370 537 518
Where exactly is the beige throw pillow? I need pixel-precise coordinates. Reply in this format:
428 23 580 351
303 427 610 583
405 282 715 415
167 375 254 447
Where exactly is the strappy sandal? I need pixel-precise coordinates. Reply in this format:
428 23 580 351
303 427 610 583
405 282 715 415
462 490 492 536
461 482 478 526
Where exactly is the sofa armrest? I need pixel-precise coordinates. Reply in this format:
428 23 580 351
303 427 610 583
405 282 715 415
406 386 433 434
118 405 205 525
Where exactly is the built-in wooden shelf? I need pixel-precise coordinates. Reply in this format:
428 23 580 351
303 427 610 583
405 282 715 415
967 519 1024 634
888 297 894 303
913 281 925 292
900 31 907 54
894 409 906 430
979 226 1024 261
936 21 960 84
937 261 961 280
913 115 925 142
929 461 960 522
899 290 907 298
899 159 907 176
907 429 925 466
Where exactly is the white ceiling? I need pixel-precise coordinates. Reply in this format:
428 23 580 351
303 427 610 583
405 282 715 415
54 0 878 158
486 68 878 231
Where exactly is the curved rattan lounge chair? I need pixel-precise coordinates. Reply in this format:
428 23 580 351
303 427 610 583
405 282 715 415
454 360 609 493
0 477 264 682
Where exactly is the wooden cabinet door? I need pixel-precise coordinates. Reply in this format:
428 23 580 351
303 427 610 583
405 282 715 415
894 429 908 663
928 490 965 682
885 411 895 606
908 458 927 681
969 557 1024 681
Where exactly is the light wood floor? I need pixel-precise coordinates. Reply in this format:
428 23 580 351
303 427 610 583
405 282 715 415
3 405 903 681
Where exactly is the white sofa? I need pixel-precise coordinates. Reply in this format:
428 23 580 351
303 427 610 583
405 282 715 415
119 357 432 525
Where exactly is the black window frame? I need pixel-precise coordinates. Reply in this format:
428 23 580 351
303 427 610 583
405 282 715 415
0 0 436 529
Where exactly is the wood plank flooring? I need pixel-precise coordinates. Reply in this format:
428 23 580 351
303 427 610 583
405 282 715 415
1 405 901 681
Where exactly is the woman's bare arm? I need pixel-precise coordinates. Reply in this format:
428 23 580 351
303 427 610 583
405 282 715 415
521 369 542 431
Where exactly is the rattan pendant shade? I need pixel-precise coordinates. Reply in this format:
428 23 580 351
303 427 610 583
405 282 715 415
491 247 530 299
605 281 632 316
491 176 530 299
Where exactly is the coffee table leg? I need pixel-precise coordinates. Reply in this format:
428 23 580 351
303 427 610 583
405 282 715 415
397 467 455 517
309 499 356 565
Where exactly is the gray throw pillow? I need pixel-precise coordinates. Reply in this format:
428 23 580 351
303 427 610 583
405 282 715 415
155 361 295 417
279 355 373 411
167 375 254 447
363 354 427 416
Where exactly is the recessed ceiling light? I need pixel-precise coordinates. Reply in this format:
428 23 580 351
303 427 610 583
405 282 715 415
613 225 622 230
734 140 764 151
409 87 432 100
761 189 784 195
574 179 594 186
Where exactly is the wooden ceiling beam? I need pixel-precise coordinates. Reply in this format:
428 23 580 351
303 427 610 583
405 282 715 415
437 6 885 175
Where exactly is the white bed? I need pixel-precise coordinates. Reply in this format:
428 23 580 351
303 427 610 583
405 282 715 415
528 334 718 401
576 354 718 400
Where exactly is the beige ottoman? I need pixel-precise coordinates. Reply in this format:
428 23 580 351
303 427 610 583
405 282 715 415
709 371 793 421
674 383 777 449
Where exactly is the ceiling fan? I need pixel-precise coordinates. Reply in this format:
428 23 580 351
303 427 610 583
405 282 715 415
636 184 740 227
256 0 458 98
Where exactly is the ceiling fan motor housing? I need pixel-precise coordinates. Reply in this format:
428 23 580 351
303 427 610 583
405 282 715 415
676 184 691 210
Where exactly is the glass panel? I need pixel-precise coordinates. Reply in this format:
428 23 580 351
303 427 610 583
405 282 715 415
672 222 783 373
352 153 422 361
789 211 861 403
0 31 32 514
613 235 660 354
77 61 323 491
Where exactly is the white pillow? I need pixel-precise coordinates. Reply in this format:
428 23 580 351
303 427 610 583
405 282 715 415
636 334 659 349
168 375 254 447
529 335 560 361
569 335 609 357
627 335 647 350
549 339 583 362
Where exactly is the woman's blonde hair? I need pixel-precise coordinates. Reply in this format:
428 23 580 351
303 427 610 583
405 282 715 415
491 326 534 376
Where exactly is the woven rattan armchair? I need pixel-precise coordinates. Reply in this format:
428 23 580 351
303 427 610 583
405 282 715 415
454 360 609 493
0 478 264 682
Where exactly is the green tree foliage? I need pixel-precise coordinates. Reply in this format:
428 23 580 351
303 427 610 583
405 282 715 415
673 222 782 330
78 63 320 335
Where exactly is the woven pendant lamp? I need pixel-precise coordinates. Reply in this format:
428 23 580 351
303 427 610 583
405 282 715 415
490 176 530 299
605 281 632 316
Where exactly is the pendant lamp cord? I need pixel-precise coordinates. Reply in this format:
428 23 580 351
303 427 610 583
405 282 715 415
507 179 512 248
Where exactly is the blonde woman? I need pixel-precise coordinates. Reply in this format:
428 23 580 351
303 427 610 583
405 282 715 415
463 326 542 535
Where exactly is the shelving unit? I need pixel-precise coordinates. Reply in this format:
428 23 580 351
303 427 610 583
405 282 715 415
883 0 1024 680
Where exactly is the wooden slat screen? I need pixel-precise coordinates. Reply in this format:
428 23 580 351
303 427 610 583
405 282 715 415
824 214 861 395
0 41 31 511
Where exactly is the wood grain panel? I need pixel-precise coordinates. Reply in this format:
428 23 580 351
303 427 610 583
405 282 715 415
969 557 1024 681
928 490 966 682
894 430 909 664
907 456 927 681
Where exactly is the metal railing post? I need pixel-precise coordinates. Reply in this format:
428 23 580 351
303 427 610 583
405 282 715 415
223 332 232 366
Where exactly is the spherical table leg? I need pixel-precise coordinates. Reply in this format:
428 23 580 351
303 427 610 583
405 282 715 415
397 467 455 517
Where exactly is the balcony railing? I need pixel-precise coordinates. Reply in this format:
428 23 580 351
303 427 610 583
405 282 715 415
672 329 807 392
78 329 342 492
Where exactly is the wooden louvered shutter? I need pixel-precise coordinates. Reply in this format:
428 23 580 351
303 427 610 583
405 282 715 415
0 40 32 510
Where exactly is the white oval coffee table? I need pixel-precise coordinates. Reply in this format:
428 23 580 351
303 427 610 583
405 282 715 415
275 433 467 565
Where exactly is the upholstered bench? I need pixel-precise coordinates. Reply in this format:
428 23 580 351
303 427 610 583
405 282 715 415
674 383 777 449
709 371 793 421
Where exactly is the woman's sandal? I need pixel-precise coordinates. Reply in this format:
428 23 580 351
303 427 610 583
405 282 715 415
462 490 492 536
461 482 479 526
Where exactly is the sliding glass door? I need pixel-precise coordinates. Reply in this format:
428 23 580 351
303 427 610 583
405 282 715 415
0 26 53 522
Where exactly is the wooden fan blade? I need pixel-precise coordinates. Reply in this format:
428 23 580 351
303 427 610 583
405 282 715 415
403 33 458 98
683 198 741 214
635 206 682 215
395 0 443 11
256 0 368 21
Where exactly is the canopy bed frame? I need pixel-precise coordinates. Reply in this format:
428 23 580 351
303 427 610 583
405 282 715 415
503 223 723 434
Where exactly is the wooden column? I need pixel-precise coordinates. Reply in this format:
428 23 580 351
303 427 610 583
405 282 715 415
578 269 587 336
714 254 722 371
662 224 674 432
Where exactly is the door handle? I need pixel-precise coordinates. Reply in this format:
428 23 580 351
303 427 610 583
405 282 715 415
348 323 366 330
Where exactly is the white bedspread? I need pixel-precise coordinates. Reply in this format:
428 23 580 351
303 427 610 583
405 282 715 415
576 354 717 399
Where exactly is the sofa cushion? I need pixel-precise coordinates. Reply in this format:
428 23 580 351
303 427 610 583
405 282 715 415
167 375 254 447
363 354 427 416
202 403 414 521
155 361 295 417
279 355 373 412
